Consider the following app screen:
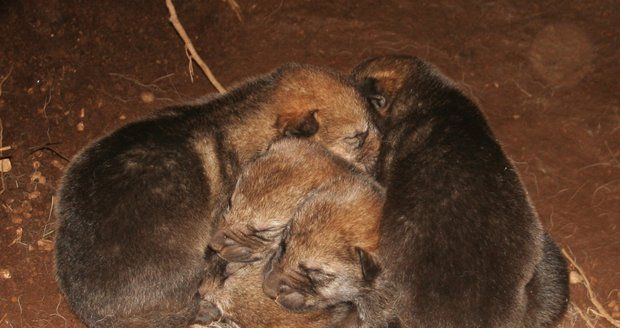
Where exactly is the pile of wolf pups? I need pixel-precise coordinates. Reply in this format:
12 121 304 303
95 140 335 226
54 55 569 328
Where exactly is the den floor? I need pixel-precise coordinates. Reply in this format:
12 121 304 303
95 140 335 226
0 1 618 327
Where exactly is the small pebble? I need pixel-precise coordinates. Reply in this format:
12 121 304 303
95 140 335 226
0 158 11 173
36 239 54 252
28 190 41 200
0 269 11 279
140 91 155 103
31 171 46 185
77 121 85 131
569 270 583 284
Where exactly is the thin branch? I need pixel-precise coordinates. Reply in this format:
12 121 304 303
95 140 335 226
165 0 226 93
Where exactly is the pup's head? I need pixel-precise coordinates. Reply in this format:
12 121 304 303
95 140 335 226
270 64 381 173
262 179 383 312
210 139 350 263
349 55 442 130
209 184 288 263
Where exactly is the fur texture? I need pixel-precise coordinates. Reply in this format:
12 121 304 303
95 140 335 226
55 64 380 327
350 55 569 327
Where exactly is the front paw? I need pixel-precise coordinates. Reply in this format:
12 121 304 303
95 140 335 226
193 299 222 325
210 230 262 263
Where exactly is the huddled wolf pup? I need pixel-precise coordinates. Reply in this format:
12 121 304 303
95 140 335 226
259 152 399 327
209 138 377 264
350 55 569 327
202 138 386 327
54 64 380 327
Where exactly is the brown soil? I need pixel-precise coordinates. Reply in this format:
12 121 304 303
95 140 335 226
0 1 618 327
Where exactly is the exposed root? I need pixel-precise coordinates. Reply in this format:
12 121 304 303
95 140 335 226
562 248 620 327
165 0 226 93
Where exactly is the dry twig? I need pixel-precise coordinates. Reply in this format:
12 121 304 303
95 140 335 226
562 248 620 327
165 0 226 93
0 66 13 98
223 0 243 22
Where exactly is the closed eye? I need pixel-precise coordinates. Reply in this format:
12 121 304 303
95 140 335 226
298 263 335 283
344 129 369 148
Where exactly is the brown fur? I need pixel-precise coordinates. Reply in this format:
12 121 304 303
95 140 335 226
201 139 371 327
258 153 396 326
209 138 366 263
55 64 380 327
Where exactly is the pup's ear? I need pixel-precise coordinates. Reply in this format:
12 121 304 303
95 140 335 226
276 109 319 137
358 78 388 116
355 247 381 282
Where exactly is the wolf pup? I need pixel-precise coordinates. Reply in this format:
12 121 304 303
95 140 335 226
350 55 569 328
259 157 399 327
209 138 379 264
202 138 380 327
55 64 380 327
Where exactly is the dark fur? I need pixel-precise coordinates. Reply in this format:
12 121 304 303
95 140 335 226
55 64 379 327
350 55 569 327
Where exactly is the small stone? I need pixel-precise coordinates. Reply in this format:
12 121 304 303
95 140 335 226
140 91 155 103
79 108 85 118
51 159 65 171
36 239 54 251
513 114 520 119
77 121 85 131
0 269 11 279
27 190 41 200
31 171 46 185
119 114 127 120
569 271 583 284
33 161 41 169
0 158 11 172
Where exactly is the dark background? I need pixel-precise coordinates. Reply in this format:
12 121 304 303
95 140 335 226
0 1 618 327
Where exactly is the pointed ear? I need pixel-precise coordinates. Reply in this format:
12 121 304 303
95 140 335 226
355 247 381 282
276 109 319 137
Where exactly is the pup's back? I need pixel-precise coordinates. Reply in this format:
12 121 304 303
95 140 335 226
351 55 568 327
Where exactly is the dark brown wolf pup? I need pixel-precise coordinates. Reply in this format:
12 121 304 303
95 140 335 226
349 55 569 328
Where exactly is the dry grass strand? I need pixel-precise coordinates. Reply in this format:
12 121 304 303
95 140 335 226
562 248 620 327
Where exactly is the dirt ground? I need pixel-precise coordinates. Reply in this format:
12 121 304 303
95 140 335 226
0 0 618 327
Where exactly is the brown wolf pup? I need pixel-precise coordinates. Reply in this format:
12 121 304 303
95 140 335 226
54 64 380 327
350 55 569 328
209 138 372 264
201 138 376 327
259 157 400 327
